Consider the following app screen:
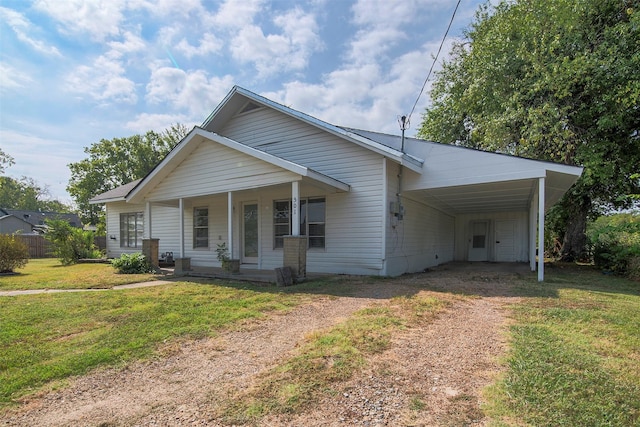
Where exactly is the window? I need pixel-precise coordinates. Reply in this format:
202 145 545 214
120 212 143 248
193 207 209 248
273 197 325 249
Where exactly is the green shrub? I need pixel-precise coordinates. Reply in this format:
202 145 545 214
111 253 153 274
587 213 640 278
45 219 102 265
0 234 29 273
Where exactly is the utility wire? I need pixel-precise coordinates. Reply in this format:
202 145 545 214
407 0 462 124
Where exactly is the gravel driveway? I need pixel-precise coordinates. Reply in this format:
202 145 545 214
2 263 527 426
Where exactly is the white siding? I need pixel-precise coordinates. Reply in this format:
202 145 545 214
454 211 529 262
384 165 455 276
149 204 180 258
220 108 386 275
145 141 301 202
105 201 146 258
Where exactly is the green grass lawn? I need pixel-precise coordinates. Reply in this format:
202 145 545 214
0 258 161 290
0 281 307 408
486 265 640 426
1 260 638 426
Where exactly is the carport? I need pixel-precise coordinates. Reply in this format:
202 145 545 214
402 149 583 281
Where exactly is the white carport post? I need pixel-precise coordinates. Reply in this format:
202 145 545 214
291 181 300 236
529 191 537 271
227 192 233 258
537 177 545 282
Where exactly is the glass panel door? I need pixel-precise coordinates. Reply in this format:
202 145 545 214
242 203 259 263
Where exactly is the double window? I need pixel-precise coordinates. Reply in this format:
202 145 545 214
274 198 325 249
120 212 143 248
193 207 209 248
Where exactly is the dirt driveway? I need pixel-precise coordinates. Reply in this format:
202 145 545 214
2 263 529 426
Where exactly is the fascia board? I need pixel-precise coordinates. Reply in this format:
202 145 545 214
89 196 125 205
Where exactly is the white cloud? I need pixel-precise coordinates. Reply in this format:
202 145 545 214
176 33 223 59
347 27 406 64
210 0 266 29
107 31 147 57
0 63 33 92
0 7 61 56
34 0 126 42
129 0 203 17
66 55 137 104
145 66 234 116
125 112 196 134
230 7 323 78
351 0 430 26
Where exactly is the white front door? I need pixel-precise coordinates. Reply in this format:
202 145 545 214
468 220 489 261
495 219 516 262
242 202 259 264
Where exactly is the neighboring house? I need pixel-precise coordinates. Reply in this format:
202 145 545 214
0 209 82 234
0 214 35 234
90 86 582 281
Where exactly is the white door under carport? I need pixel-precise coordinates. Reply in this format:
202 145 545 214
468 220 489 261
495 219 516 262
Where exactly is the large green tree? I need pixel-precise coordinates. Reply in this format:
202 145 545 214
0 176 71 212
419 0 640 261
67 124 187 225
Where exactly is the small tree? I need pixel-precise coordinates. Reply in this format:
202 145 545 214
45 219 101 265
0 234 29 273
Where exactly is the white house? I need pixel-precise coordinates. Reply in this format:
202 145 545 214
90 86 583 281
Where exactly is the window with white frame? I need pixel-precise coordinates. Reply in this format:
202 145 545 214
193 207 209 248
120 212 143 248
273 197 325 249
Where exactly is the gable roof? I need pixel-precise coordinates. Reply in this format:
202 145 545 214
89 179 142 204
202 86 423 173
123 128 350 204
0 209 82 228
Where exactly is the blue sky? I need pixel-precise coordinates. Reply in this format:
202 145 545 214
1 0 487 203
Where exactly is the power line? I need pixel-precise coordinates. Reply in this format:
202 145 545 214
406 0 462 125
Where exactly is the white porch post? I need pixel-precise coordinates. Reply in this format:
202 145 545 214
291 181 300 236
227 191 233 258
529 191 537 271
179 198 185 258
537 177 545 281
144 201 152 239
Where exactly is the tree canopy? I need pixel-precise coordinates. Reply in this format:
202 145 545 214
67 124 188 225
419 0 640 260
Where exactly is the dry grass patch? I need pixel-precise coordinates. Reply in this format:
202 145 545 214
216 291 452 424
